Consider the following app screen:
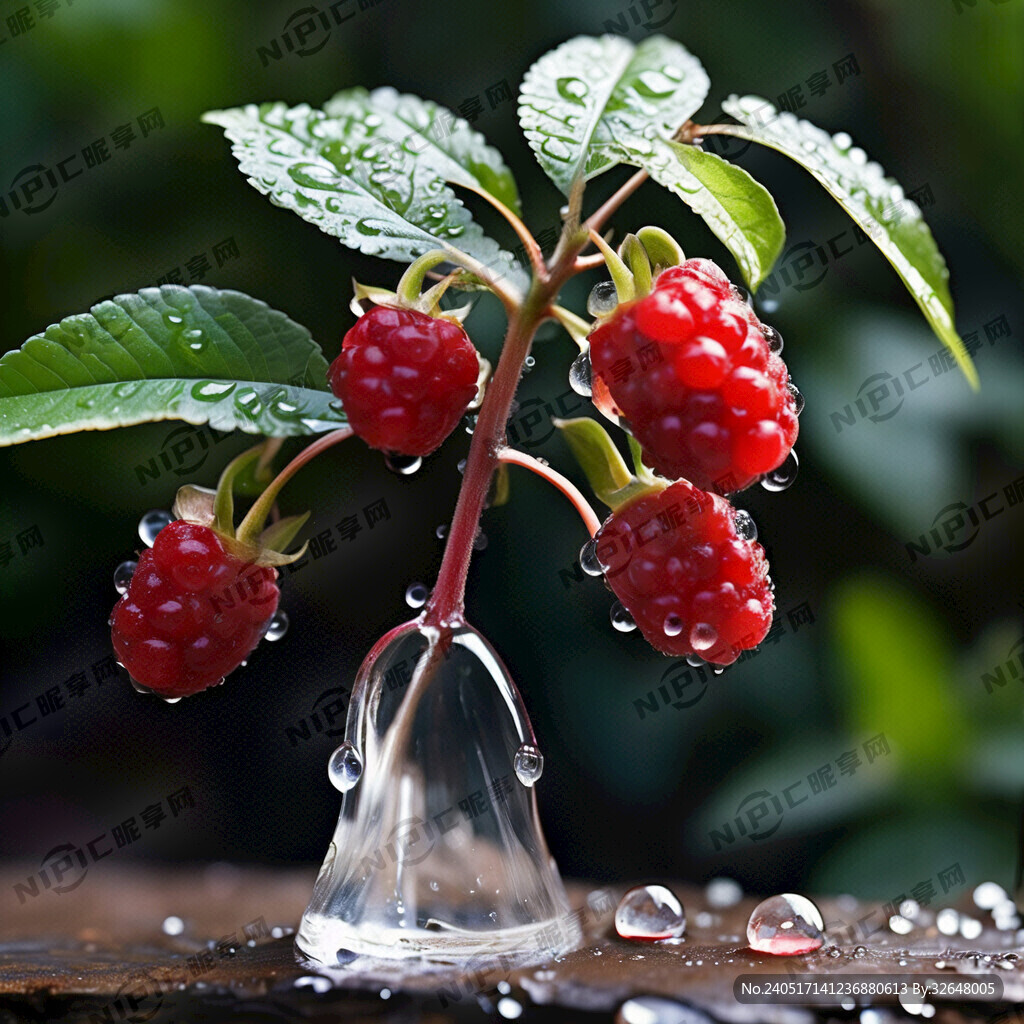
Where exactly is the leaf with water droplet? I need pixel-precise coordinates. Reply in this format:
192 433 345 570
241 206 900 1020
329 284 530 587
716 96 977 387
518 35 709 195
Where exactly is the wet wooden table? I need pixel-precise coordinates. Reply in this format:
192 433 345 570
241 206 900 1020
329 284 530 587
0 863 1021 1022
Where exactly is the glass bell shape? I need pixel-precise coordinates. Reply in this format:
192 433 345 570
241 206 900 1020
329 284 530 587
295 620 580 965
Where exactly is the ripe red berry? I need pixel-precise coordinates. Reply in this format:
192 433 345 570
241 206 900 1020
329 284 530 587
111 520 279 697
328 306 480 457
592 479 774 664
589 259 799 493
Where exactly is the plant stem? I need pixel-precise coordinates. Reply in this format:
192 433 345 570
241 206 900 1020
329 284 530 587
498 447 601 537
586 169 649 236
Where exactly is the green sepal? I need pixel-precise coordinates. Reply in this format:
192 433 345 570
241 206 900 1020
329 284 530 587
258 511 312 554
636 226 685 273
618 234 653 298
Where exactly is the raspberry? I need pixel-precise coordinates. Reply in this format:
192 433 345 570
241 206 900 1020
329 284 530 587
328 306 480 456
111 520 279 697
589 259 799 492
593 479 774 664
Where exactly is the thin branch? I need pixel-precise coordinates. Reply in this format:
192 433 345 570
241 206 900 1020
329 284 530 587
498 447 601 537
585 168 649 236
465 184 547 280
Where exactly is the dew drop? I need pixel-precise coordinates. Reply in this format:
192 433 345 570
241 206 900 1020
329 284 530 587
160 695 182 705
328 742 363 792
163 313 184 327
513 743 543 786
384 453 422 476
162 915 185 936
787 382 805 415
114 560 137 595
746 894 825 955
689 622 717 652
973 881 1007 910
685 654 705 668
959 916 982 940
473 531 488 551
464 413 478 434
731 285 752 306
760 450 799 492
264 610 289 642
615 884 686 941
569 350 593 397
732 510 757 541
498 997 523 1019
294 974 332 993
138 509 174 546
129 677 151 695
556 76 589 104
435 524 448 540
935 908 959 935
705 877 743 909
579 537 604 576
587 281 619 318
663 614 683 637
761 324 783 354
888 914 913 935
457 458 467 475
610 601 637 632
522 355 536 374
540 137 572 162
758 296 780 315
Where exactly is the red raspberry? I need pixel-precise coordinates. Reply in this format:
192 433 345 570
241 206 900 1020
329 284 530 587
593 479 774 664
111 520 279 697
328 306 480 456
589 259 799 493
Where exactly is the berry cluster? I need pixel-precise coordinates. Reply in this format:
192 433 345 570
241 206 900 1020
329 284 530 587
111 521 279 697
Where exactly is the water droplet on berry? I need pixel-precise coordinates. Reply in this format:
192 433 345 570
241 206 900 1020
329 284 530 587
114 560 137 594
138 510 174 546
569 350 593 397
587 281 619 318
513 743 544 786
706 877 743 908
384 453 422 476
689 622 717 651
732 510 757 541
473 531 488 551
160 695 182 705
731 285 752 305
787 382 804 415
746 894 825 955
685 654 705 668
610 601 637 632
295 974 333 993
405 582 429 609
129 677 151 695
328 742 363 792
265 610 289 642
761 324 783 354
760 450 799 492
615 885 686 941
579 538 604 576
435 524 448 540
663 614 683 637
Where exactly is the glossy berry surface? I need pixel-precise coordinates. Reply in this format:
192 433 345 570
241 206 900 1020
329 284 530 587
328 306 480 456
111 520 279 697
589 259 799 493
594 479 774 664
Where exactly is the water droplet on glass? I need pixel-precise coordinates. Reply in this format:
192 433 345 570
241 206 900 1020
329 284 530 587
746 894 825 955
588 281 619 318
760 450 799 492
973 881 1007 910
435 524 448 540
138 510 174 546
761 323 783 354
513 743 544 786
497 996 523 1019
936 908 959 935
294 974 332 993
689 622 717 652
705 877 743 908
579 538 604 576
663 614 683 637
405 582 429 609
615 885 686 941
265 610 289 642
162 915 185 936
787 382 804 415
114 560 137 594
570 350 593 397
732 510 757 541
384 453 421 476
610 601 637 632
328 742 363 793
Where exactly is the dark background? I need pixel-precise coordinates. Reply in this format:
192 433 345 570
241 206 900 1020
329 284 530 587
1 0 1022 915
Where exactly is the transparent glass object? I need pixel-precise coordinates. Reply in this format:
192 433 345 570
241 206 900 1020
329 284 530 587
296 621 580 965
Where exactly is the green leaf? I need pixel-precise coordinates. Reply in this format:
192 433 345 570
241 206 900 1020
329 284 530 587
716 96 977 387
553 416 654 510
324 87 521 214
518 34 709 195
636 139 785 291
0 285 346 446
203 102 525 291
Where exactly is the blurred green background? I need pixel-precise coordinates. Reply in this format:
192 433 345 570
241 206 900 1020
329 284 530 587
1 0 1022 908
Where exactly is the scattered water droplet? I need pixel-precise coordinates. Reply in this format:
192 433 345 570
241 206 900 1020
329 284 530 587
588 281 619 318
497 996 523 1019
435 524 448 540
472 531 488 551
889 914 913 934
265 610 289 642
163 313 184 327
405 582 429 609
522 355 536 374
758 296 780 315
787 382 804 415
464 413 478 434
569 350 593 397
457 458 468 475
973 881 1007 910
556 76 589 104
689 622 717 652
731 285 753 306
761 324 783 353
160 695 182 704
615 885 686 941
138 510 174 546
540 137 572 162
663 614 683 637
685 654 705 668
746 893 825 955
610 601 637 632
191 380 236 402
936 908 959 935
162 915 185 936
899 898 921 919
384 453 422 476
760 450 799 492
328 742 363 793
959 915 982 940
114 560 137 594
705 877 743 908
294 974 332 993
513 743 543 786
579 537 604 576
732 510 757 541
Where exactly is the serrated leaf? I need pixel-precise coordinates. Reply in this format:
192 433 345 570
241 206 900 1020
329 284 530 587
634 139 784 291
518 34 709 195
203 102 525 291
717 96 977 387
0 285 347 446
324 86 521 214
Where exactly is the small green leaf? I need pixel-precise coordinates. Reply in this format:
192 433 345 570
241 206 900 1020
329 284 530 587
324 87 522 214
637 139 785 291
717 96 977 387
0 285 347 446
518 34 709 195
203 102 525 290
553 416 632 507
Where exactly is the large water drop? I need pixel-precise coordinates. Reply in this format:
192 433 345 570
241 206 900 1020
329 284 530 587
615 885 686 941
746 894 824 955
138 510 173 547
328 742 363 793
114 560 137 595
760 450 799 492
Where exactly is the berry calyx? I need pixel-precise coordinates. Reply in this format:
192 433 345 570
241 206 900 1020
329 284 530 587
328 305 480 457
588 259 799 493
592 478 774 664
